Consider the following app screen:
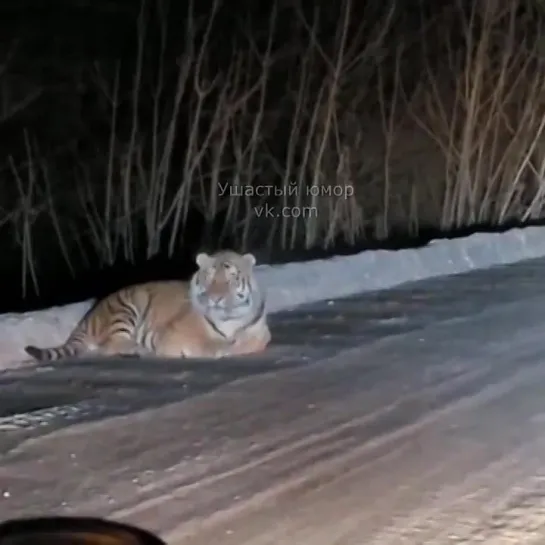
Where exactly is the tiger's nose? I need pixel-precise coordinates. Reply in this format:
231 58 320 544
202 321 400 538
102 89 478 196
205 284 228 304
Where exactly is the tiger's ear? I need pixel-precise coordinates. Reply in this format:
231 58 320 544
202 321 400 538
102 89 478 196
196 252 211 269
242 253 256 267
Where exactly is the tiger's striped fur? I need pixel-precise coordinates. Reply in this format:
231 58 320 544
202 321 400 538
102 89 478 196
24 250 270 362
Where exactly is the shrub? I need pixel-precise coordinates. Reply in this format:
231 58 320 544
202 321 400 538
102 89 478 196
1 0 545 297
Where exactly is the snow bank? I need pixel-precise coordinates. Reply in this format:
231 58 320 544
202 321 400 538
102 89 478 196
2 225 545 369
257 226 545 313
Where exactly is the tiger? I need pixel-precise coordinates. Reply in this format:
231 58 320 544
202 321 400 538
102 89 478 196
24 250 271 362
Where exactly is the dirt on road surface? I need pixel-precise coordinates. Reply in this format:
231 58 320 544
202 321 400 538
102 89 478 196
3 260 545 544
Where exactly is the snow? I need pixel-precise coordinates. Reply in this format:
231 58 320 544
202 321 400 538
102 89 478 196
2 224 545 370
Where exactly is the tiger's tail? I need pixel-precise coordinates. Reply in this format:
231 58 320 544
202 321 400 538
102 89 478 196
24 338 89 362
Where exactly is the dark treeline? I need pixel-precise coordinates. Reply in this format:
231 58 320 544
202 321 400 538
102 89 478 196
0 0 543 312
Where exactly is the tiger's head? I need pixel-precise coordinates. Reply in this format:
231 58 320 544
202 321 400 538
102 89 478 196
189 250 263 321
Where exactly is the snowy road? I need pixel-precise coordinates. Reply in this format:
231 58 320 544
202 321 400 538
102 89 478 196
2 257 545 542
